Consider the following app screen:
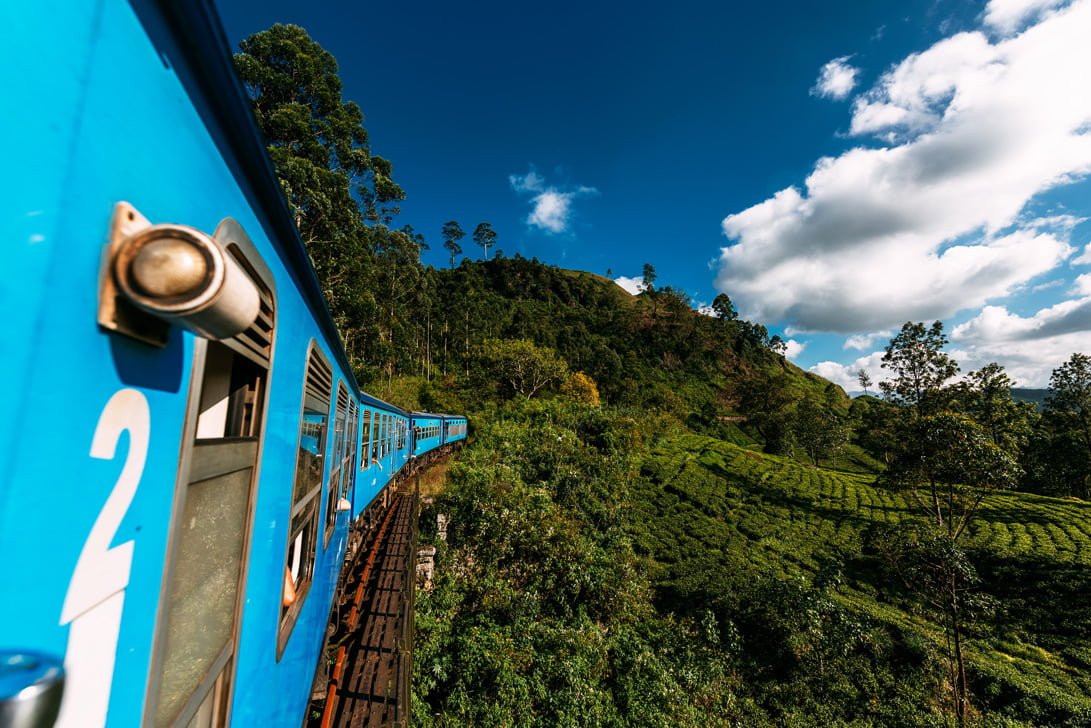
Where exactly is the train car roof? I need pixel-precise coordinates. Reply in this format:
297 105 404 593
361 394 409 415
145 0 380 406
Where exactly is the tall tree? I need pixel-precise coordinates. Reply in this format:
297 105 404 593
879 321 959 413
473 222 497 260
735 369 796 454
959 362 1033 450
793 395 847 466
234 24 409 366
1046 352 1091 452
881 413 1019 725
1038 353 1091 497
234 24 405 234
441 220 465 269
711 292 737 321
857 369 872 396
641 263 657 293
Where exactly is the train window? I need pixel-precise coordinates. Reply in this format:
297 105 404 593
324 383 349 546
343 399 357 496
146 222 276 728
280 345 332 655
360 410 372 470
370 412 380 464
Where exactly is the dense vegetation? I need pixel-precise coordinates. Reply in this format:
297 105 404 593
236 25 1091 726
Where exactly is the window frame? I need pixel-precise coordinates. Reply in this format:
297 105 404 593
278 342 332 658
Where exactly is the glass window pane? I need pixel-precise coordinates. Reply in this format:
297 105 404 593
153 466 250 727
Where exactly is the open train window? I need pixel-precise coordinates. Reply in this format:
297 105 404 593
279 344 332 656
324 383 349 546
343 400 358 496
145 219 276 728
370 413 380 464
361 410 372 470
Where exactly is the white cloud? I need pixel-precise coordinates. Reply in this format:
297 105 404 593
812 57 859 100
947 298 1091 385
952 298 1091 342
697 304 717 317
509 170 546 193
613 276 647 295
1073 243 1091 265
510 169 598 234
783 339 807 359
983 0 1071 34
528 191 573 233
1032 278 1065 292
809 351 887 390
844 330 893 350
716 0 1091 333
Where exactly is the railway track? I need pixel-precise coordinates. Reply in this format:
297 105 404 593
314 484 418 728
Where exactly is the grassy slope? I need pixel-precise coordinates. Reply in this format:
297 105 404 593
631 433 1091 724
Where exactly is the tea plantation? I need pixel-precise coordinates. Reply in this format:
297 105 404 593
631 433 1091 725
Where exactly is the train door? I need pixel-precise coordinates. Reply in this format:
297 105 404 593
145 225 275 728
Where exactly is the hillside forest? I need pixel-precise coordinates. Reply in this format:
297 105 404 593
236 25 1091 726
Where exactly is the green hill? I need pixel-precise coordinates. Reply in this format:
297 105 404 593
409 258 1090 727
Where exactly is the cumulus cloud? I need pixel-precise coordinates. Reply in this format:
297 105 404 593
812 56 859 100
938 297 1091 385
810 351 887 390
716 0 1091 333
783 339 807 359
844 330 893 350
509 169 598 234
983 0 1071 34
952 298 1091 343
613 276 647 295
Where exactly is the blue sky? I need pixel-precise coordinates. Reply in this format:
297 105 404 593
216 0 1091 387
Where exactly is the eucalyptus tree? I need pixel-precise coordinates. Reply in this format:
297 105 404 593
472 222 497 260
441 220 465 268
234 24 408 365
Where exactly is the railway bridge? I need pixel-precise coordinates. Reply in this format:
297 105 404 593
309 461 439 728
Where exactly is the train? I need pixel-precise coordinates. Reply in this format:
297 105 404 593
1 2 467 727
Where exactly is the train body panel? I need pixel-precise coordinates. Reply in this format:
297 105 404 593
2 2 466 727
411 414 443 457
444 415 469 446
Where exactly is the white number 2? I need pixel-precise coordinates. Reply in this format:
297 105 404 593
56 389 150 728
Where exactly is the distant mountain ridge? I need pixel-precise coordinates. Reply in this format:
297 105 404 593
1011 388 1049 410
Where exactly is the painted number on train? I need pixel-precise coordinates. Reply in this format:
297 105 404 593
57 389 150 728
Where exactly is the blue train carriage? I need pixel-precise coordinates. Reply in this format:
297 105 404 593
354 398 411 519
411 413 444 457
2 2 384 726
443 415 469 446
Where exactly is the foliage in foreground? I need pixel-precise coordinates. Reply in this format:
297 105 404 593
412 397 1091 727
